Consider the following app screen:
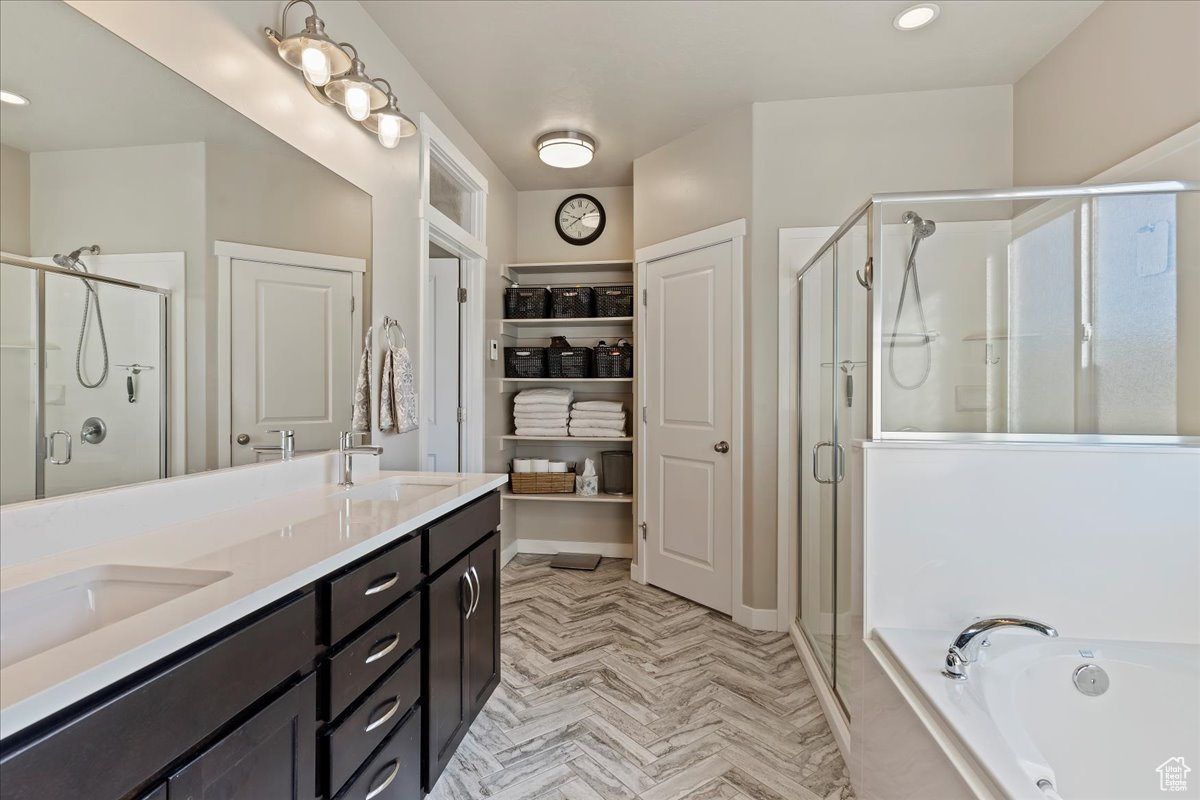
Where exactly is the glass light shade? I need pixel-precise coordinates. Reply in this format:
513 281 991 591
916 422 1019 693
536 131 595 169
344 85 371 121
363 96 417 149
273 16 351 80
300 46 332 86
324 57 386 119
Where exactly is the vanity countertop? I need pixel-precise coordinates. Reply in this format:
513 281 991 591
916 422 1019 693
0 471 508 740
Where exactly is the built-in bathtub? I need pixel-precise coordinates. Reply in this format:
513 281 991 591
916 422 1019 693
872 627 1200 800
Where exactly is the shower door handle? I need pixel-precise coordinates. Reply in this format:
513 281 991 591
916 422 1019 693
811 441 834 484
46 430 72 465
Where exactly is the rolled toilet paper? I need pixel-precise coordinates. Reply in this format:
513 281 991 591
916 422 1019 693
530 458 550 473
512 458 532 473
548 461 567 473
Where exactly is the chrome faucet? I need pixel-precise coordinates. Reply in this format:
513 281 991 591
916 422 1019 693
338 431 383 488
943 616 1058 680
253 429 295 461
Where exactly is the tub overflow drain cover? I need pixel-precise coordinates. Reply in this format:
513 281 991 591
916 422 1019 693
1072 663 1109 696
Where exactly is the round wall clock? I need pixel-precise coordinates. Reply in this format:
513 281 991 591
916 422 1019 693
555 193 606 246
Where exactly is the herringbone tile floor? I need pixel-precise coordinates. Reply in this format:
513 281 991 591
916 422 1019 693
429 555 854 800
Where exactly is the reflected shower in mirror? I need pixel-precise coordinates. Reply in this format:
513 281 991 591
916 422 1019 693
0 0 372 505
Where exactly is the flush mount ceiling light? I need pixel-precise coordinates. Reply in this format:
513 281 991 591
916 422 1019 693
0 89 30 106
536 131 596 169
362 79 418 149
263 1 416 148
893 3 941 30
264 0 351 87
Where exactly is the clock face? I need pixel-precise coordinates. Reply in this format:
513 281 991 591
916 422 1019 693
555 194 606 246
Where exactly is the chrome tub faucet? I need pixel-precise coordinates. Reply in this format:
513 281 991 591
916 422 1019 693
943 616 1058 680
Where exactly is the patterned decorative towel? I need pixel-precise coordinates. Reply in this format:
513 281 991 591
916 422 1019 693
572 400 623 413
379 319 418 434
351 328 371 432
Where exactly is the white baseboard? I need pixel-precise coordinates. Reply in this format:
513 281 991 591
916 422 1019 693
515 538 634 558
734 604 782 632
790 621 851 760
500 538 519 568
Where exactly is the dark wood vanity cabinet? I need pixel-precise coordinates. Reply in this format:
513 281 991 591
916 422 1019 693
0 489 501 800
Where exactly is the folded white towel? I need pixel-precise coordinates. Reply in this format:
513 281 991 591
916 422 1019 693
515 416 569 427
515 426 570 437
570 409 625 421
516 402 573 415
569 416 625 431
515 388 574 405
572 400 623 413
569 425 627 438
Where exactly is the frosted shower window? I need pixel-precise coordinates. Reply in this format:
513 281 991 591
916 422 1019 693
1091 194 1177 434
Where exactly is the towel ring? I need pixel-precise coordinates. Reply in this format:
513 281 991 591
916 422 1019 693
381 316 406 349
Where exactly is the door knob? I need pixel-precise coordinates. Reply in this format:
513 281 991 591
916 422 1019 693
714 441 730 454
236 433 250 445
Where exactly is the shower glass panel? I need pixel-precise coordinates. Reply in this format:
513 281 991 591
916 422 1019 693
872 183 1198 440
41 270 165 499
0 264 39 505
797 248 836 684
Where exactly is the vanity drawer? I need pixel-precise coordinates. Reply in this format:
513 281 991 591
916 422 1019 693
426 491 500 576
328 534 423 644
335 706 422 800
327 650 421 795
328 595 419 720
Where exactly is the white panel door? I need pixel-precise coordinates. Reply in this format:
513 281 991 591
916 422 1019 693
230 259 353 465
425 257 461 471
645 241 734 614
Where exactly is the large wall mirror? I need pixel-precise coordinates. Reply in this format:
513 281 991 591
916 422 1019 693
0 1 372 505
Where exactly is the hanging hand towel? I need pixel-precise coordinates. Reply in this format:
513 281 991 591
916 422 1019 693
379 318 418 434
351 327 372 432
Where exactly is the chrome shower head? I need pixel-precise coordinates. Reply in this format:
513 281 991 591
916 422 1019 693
52 245 100 270
902 211 936 239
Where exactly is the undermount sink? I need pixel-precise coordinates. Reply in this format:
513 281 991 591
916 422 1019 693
333 476 459 504
0 565 231 669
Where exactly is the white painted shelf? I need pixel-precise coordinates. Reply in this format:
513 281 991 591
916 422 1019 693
504 316 632 328
505 259 633 277
502 489 633 504
502 435 632 443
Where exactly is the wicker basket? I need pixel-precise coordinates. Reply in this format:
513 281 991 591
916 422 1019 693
595 285 634 318
504 287 550 319
549 286 594 318
548 346 592 378
509 471 576 494
594 341 633 378
504 347 547 378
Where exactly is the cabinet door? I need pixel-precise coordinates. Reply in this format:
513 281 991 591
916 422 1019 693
468 532 500 715
424 552 471 789
167 674 316 800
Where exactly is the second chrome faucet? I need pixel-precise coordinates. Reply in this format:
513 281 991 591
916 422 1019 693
942 616 1058 680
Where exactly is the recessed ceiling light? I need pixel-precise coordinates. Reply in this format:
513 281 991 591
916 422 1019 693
0 89 30 106
893 3 940 31
536 131 595 169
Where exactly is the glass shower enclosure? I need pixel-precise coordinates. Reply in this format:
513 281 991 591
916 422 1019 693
0 255 168 504
794 179 1199 717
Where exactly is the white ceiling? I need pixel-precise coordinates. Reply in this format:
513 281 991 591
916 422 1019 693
362 0 1101 190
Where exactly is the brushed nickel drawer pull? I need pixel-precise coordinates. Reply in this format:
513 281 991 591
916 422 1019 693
364 572 399 596
364 759 400 800
363 695 402 733
364 633 400 664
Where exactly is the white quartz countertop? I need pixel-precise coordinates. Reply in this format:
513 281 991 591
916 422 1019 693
0 471 507 740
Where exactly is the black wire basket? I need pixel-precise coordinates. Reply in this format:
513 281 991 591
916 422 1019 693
504 287 550 319
504 347 547 378
549 287 595 318
548 346 593 378
595 285 634 317
593 341 633 378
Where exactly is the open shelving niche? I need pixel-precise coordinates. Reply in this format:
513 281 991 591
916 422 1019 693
497 259 638 551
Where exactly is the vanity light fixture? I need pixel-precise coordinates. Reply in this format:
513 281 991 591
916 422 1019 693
264 0 351 87
263 0 416 148
536 131 596 169
362 79 418 149
893 3 941 31
0 89 30 106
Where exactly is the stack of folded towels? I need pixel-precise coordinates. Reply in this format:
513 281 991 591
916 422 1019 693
513 388 573 437
569 400 626 437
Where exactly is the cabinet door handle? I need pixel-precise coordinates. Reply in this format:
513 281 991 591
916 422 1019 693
364 633 400 664
363 695 402 733
364 572 399 596
364 759 400 800
468 567 482 617
462 570 476 619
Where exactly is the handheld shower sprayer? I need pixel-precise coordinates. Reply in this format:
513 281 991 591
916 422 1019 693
51 244 109 389
888 212 936 390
